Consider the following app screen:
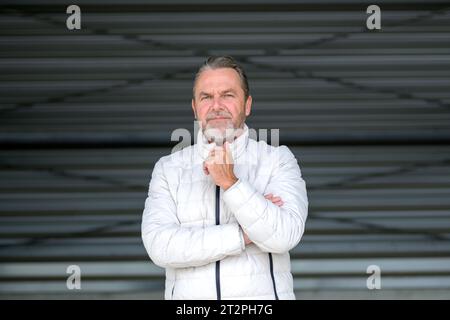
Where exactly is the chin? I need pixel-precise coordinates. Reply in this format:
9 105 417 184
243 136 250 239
205 120 234 131
204 122 238 143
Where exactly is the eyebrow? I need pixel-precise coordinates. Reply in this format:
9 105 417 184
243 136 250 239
198 89 236 96
220 89 237 95
199 91 212 97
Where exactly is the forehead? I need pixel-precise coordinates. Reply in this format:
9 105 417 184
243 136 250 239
195 68 242 93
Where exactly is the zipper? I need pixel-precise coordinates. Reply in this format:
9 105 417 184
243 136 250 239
215 185 221 300
269 253 279 300
171 282 175 299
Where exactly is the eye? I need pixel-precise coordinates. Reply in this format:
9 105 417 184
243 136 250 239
224 94 234 98
201 96 211 101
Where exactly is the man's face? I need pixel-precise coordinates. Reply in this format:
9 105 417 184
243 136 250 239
192 68 252 142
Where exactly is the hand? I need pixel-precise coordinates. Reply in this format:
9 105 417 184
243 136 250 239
264 193 284 207
203 142 237 190
241 194 284 247
243 231 252 246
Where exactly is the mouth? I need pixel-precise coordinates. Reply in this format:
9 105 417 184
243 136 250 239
209 117 230 120
209 117 230 121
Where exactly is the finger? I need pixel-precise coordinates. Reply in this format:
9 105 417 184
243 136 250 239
274 201 284 207
271 197 282 202
203 162 209 175
220 146 227 164
265 193 274 198
224 142 233 164
213 147 224 164
205 157 214 165
204 159 214 172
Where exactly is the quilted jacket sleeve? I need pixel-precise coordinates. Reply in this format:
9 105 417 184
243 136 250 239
222 146 308 254
141 159 245 269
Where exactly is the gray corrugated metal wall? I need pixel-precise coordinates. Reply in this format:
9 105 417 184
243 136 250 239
1 0 450 299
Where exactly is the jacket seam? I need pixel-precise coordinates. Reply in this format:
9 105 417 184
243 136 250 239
174 270 291 280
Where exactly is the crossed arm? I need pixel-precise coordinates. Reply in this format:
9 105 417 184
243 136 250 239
141 147 308 269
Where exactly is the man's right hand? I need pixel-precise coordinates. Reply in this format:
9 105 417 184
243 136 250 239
242 193 284 246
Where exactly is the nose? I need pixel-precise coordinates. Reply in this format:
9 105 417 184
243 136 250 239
211 96 223 111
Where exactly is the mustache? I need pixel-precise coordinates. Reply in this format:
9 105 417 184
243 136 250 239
206 111 232 121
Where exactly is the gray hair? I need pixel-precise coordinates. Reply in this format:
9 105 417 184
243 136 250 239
193 56 250 100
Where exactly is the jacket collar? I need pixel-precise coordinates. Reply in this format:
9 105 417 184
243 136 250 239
196 123 250 161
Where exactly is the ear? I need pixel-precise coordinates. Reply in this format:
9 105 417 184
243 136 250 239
244 95 252 117
191 98 197 119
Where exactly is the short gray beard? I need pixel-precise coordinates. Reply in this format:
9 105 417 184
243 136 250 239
203 122 243 146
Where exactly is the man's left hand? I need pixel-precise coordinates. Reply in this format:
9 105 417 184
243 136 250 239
203 142 238 190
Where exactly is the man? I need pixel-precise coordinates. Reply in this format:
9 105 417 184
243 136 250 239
142 56 308 300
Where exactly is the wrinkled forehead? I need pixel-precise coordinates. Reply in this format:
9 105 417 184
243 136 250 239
194 68 243 96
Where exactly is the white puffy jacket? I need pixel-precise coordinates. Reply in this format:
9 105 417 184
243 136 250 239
142 124 308 300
